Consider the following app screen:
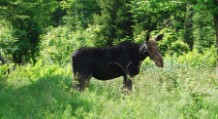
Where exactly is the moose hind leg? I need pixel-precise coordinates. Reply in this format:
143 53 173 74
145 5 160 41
79 74 91 91
123 76 132 91
73 72 92 91
72 72 80 90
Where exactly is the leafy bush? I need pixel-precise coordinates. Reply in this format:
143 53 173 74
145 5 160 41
0 65 9 86
133 30 148 43
73 25 108 47
0 20 16 57
132 28 190 55
40 25 109 65
157 28 189 55
40 26 75 65
177 46 217 67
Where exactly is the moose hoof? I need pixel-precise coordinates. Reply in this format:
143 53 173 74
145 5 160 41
123 86 132 95
124 80 132 90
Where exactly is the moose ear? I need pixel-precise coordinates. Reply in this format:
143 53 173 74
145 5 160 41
154 34 164 42
146 34 150 41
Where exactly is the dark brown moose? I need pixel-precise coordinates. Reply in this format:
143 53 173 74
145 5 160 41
72 34 164 91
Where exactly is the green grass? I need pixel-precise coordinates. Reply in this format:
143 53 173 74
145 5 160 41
0 56 218 119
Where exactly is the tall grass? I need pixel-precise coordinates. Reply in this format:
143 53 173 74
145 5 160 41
0 49 217 119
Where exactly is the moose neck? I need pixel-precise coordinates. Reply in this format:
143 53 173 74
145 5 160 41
138 43 149 60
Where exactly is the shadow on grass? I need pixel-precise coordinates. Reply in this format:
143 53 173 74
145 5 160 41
0 75 93 119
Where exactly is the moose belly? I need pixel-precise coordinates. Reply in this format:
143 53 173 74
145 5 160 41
92 70 122 80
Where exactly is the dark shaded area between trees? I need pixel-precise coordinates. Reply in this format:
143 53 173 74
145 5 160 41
0 0 217 65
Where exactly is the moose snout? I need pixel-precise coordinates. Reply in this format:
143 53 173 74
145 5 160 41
159 62 164 67
155 57 164 68
159 59 164 67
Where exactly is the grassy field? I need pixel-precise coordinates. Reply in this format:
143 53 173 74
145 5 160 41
0 52 217 119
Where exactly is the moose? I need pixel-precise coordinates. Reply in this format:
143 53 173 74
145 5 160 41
72 34 164 91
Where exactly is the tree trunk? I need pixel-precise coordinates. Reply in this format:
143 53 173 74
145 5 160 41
214 0 218 64
184 3 194 51
215 15 218 54
0 55 5 64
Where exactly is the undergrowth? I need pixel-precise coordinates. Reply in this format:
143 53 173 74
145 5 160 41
0 49 217 119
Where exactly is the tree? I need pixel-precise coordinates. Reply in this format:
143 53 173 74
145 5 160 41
184 3 194 50
93 0 133 46
214 0 218 55
0 0 58 64
194 0 218 52
60 0 100 29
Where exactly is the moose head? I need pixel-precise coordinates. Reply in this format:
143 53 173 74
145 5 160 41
140 34 164 67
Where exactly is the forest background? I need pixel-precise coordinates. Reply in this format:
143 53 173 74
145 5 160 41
0 0 218 118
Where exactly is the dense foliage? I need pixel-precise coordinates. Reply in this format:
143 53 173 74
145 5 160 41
0 0 217 118
0 0 217 64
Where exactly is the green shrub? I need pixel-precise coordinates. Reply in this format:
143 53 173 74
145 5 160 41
176 46 216 67
40 26 75 65
0 65 9 88
157 28 190 55
133 30 148 43
132 28 190 55
0 20 16 59
40 25 108 65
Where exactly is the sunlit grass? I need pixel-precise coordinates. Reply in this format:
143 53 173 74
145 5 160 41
0 53 217 119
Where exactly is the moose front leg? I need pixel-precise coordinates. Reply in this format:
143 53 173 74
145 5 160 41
123 75 132 91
